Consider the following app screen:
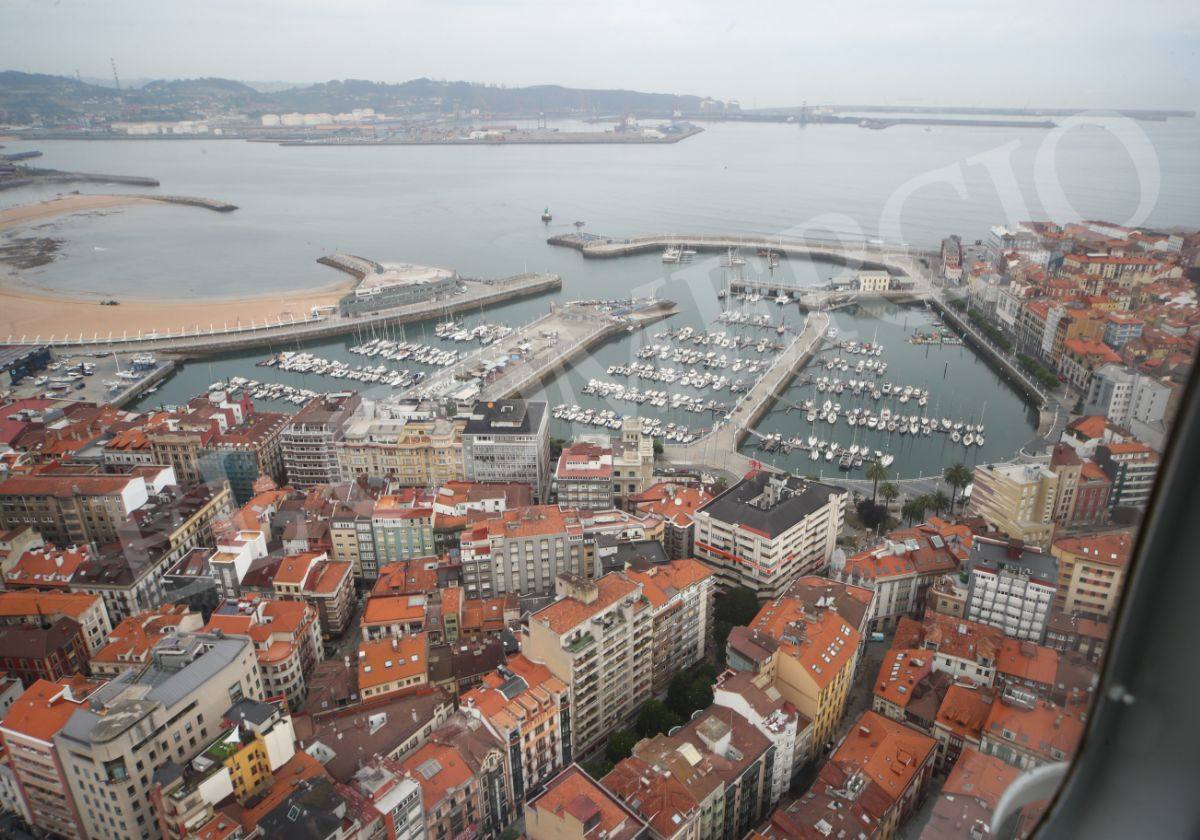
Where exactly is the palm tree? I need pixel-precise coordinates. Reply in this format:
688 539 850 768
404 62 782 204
866 460 888 504
879 481 900 511
944 463 972 512
929 489 951 516
901 498 924 526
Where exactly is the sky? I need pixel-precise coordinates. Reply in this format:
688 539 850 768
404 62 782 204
2 0 1198 110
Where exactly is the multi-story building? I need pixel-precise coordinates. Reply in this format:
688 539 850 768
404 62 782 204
1051 531 1132 618
336 399 465 486
631 481 712 560
1073 461 1113 525
626 706 775 839
0 589 113 656
201 409 289 506
55 633 263 840
907 611 1004 686
89 605 203 678
995 638 1059 700
553 442 614 509
204 595 323 711
968 459 1061 547
461 400 551 502
401 713 514 839
728 578 866 752
461 653 572 804
835 524 964 632
933 684 995 768
713 669 812 802
693 472 847 598
963 536 1059 642
281 392 362 488
765 710 937 840
610 420 655 509
0 676 105 838
526 765 650 840
978 690 1085 770
0 617 89 688
151 699 297 840
328 498 379 580
271 551 355 638
1083 364 1171 431
357 633 429 701
872 647 952 734
1095 440 1159 510
0 469 155 547
350 757 427 840
921 746 1019 838
459 505 588 598
523 572 654 755
624 558 715 694
372 488 436 562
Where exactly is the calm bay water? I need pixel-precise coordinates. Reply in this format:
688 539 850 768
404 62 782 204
2 115 1197 476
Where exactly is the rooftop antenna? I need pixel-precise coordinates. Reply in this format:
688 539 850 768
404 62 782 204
110 58 121 91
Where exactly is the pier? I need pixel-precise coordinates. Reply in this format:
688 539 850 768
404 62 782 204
662 311 830 476
409 298 678 403
5 271 562 356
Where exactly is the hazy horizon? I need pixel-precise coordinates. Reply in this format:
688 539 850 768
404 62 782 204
2 0 1198 111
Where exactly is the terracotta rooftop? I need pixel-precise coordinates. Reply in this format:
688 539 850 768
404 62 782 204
997 639 1059 687
362 594 428 626
0 589 101 621
527 764 648 840
922 610 1004 665
531 573 642 635
936 684 995 742
829 710 937 808
357 633 428 694
4 545 90 588
0 676 104 741
602 755 698 837
371 557 440 596
983 698 1085 763
623 558 713 609
632 482 712 526
748 590 860 689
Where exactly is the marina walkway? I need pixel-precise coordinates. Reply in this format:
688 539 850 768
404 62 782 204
663 311 830 476
407 299 677 403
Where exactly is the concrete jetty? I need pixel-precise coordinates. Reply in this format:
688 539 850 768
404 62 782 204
13 271 562 356
409 298 677 403
143 195 238 212
662 310 830 476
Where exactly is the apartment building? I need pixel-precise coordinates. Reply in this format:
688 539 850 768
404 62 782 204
55 633 263 840
872 648 953 735
151 699 297 840
281 392 362 488
401 713 514 839
461 653 572 804
624 558 715 694
349 757 427 840
459 505 588 598
610 420 655 509
271 551 355 638
0 470 153 547
372 488 436 562
357 633 429 701
204 596 322 711
553 442 614 509
626 706 775 840
836 525 964 632
968 459 1061 547
0 589 113 656
693 472 847 598
461 400 551 501
328 498 379 580
525 765 650 840
1051 531 1132 617
0 676 106 838
631 481 712 560
1094 440 1159 510
713 669 812 803
201 409 289 506
336 400 464 486
905 611 1004 686
979 690 1085 771
523 572 654 755
0 618 89 688
90 605 204 678
964 536 1059 642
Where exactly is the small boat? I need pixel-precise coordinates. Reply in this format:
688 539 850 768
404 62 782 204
775 291 791 305
880 453 895 468
541 208 553 222
573 220 586 228
963 433 976 446
662 246 681 264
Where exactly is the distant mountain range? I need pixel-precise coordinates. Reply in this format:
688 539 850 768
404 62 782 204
0 71 710 124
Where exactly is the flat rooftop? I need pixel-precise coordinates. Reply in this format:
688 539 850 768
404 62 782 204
354 262 456 294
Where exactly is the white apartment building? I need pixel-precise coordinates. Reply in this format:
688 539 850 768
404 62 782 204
523 572 654 755
693 472 846 598
965 536 1059 643
461 400 551 501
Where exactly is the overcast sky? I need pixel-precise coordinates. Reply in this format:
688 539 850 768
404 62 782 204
3 0 1198 110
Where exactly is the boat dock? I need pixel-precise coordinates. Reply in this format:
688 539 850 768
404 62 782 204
662 310 830 475
408 298 677 403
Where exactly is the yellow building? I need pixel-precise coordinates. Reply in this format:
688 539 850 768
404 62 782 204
969 460 1060 547
1051 531 1133 617
337 409 465 486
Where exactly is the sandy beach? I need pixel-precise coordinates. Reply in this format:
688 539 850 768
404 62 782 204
0 194 354 340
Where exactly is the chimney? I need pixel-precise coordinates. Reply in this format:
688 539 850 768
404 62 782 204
391 637 398 651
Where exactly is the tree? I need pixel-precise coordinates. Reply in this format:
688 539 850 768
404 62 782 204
901 497 926 526
929 489 951 516
605 730 638 764
944 463 972 512
866 460 888 504
652 438 664 457
666 671 692 717
714 586 760 627
856 498 886 530
879 481 900 510
582 757 613 780
636 700 682 738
